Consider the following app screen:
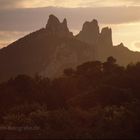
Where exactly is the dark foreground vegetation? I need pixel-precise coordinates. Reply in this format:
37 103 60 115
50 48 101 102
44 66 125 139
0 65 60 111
0 57 140 139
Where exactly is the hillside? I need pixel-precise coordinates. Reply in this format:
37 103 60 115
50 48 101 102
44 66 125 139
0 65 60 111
0 14 140 82
0 15 94 82
0 57 140 139
76 19 140 65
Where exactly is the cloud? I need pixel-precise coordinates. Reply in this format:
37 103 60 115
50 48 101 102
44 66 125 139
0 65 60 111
126 0 140 5
0 0 25 9
0 31 28 48
0 6 140 32
86 0 140 7
0 0 140 9
134 42 140 48
0 6 140 51
0 0 95 9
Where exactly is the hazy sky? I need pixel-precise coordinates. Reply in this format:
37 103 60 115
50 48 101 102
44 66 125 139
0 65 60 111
0 0 140 51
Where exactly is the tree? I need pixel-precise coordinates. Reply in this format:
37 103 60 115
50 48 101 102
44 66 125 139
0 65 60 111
63 68 75 77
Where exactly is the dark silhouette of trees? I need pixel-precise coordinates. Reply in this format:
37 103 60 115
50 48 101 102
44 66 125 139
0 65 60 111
0 56 140 139
63 68 75 77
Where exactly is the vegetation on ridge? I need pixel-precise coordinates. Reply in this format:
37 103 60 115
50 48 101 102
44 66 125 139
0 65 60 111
0 56 140 139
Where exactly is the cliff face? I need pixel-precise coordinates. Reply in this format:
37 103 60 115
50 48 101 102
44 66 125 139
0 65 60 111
99 27 113 47
76 19 99 45
41 15 95 78
46 15 73 37
76 20 113 61
40 38 94 78
76 19 140 65
0 14 140 82
0 15 94 82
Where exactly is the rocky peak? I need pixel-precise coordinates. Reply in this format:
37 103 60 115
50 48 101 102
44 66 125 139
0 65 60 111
82 19 99 34
61 18 70 34
99 27 113 47
46 14 73 37
76 19 100 45
76 18 113 48
117 43 125 47
46 14 60 28
100 27 112 37
62 18 67 26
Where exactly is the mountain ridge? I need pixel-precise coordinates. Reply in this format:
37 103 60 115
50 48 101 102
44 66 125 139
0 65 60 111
0 14 140 82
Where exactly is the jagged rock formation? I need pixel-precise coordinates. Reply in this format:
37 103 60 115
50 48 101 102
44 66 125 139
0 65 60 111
76 19 99 45
46 15 73 37
99 27 113 47
96 27 113 61
0 15 94 82
76 19 140 65
41 39 94 78
76 20 113 60
0 14 140 82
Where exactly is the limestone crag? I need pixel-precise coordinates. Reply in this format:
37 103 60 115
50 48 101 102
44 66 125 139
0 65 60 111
0 14 140 82
76 19 99 45
46 15 73 37
99 27 113 47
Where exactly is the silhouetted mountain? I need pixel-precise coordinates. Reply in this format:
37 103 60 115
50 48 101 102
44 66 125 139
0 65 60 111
46 15 73 37
0 15 94 82
99 27 113 47
0 14 140 82
76 20 140 65
1 58 140 139
76 19 100 45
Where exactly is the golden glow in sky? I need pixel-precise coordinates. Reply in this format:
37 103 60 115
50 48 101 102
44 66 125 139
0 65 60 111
21 0 140 8
110 22 140 51
0 0 140 51
1 0 140 9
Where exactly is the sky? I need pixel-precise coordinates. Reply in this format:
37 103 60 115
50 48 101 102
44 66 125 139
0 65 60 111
0 0 140 51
